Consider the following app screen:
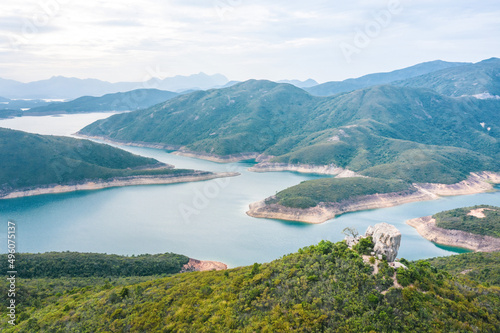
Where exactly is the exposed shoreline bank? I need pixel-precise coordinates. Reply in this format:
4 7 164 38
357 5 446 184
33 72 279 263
246 172 500 224
406 216 500 252
247 162 362 177
0 172 239 199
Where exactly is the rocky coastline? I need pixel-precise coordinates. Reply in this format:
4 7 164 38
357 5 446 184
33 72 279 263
406 216 500 252
247 172 500 223
0 172 239 199
247 162 361 177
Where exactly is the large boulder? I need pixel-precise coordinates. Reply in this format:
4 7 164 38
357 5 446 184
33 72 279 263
365 223 402 262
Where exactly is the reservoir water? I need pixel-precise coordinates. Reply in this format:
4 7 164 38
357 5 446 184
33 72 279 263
1 114 499 267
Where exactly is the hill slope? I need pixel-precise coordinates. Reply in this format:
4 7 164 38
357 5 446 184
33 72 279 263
306 60 468 96
79 80 500 184
394 58 500 97
0 128 207 197
27 89 178 114
2 241 499 332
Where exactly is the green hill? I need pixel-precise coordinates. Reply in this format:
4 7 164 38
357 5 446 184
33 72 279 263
26 89 178 114
306 60 468 96
427 251 500 287
0 128 200 196
79 81 500 184
394 58 500 97
433 205 500 238
1 241 499 332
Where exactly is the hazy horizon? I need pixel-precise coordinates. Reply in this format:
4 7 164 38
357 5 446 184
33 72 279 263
1 1 499 83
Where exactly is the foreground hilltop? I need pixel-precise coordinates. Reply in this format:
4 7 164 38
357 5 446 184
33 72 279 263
1 240 499 332
0 128 236 198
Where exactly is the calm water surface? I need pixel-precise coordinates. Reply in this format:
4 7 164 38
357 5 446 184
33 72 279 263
0 114 498 267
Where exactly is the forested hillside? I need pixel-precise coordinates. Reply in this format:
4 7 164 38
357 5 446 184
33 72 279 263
79 80 500 184
0 128 200 196
1 241 499 332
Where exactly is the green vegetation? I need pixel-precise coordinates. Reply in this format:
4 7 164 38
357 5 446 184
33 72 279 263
433 205 500 238
0 252 189 278
0 128 202 196
2 241 500 332
79 79 500 185
306 60 467 96
427 251 500 287
28 89 178 114
0 109 22 119
395 58 500 97
272 177 412 208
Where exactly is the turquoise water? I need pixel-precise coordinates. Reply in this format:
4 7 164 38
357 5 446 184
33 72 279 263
0 115 499 267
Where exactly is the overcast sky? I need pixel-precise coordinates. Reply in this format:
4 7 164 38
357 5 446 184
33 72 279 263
1 0 499 83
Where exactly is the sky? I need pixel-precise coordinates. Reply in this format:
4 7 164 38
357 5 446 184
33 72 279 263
0 0 499 83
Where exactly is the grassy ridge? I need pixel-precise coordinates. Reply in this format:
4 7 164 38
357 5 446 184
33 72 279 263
272 177 412 208
0 128 200 195
1 242 499 332
433 205 500 238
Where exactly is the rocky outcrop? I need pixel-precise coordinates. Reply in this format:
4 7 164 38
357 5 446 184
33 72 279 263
406 216 500 252
346 223 402 262
247 172 500 224
181 258 227 272
0 172 240 199
248 162 361 177
365 223 402 262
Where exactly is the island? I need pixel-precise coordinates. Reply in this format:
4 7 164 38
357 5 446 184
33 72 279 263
0 128 238 199
406 205 500 252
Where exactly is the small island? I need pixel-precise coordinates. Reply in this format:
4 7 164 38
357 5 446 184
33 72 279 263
406 205 500 252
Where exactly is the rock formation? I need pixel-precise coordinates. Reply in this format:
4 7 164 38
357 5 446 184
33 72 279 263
365 223 402 262
345 223 402 262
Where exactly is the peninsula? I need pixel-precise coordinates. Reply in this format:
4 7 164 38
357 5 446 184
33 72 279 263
407 205 500 252
247 172 500 223
0 128 238 199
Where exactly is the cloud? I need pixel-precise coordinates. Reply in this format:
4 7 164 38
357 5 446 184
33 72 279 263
0 0 499 83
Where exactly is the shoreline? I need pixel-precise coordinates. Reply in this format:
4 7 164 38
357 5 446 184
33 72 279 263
0 172 240 200
247 162 362 177
406 216 500 252
246 172 500 223
75 133 263 163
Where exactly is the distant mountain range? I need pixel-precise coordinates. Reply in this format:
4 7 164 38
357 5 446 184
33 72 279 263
278 79 318 88
393 58 500 97
306 60 470 96
27 89 178 114
0 73 229 100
